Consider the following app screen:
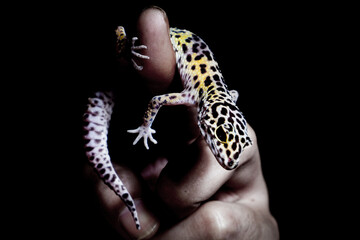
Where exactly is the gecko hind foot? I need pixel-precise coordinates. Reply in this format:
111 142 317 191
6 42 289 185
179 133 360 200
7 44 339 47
127 126 157 149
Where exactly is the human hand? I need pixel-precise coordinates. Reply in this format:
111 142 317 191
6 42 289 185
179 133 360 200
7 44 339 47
86 7 278 240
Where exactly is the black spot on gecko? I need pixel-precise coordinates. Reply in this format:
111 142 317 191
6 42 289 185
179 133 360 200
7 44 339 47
200 42 207 49
185 37 192 43
217 117 225 126
217 87 226 93
229 134 234 142
211 66 217 72
126 200 134 207
192 34 200 41
221 108 228 115
194 81 200 88
186 54 192 62
207 85 214 92
193 75 198 81
212 107 219 118
208 90 215 96
229 111 235 118
199 97 204 109
199 88 204 98
191 65 196 70
175 34 181 38
238 128 245 136
204 76 212 86
226 150 231 157
182 44 188 53
192 43 199 53
200 64 207 74
111 175 116 183
195 54 204 61
203 50 213 60
238 120 245 130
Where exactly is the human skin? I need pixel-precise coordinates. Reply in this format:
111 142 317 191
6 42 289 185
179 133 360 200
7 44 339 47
86 7 279 240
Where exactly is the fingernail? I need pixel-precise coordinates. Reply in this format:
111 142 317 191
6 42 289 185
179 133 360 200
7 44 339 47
119 199 159 239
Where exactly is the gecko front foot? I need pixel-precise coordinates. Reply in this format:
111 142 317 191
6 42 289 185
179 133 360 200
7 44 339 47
131 37 150 71
127 126 157 149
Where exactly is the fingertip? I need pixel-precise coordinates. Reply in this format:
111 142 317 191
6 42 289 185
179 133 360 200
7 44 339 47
136 6 176 93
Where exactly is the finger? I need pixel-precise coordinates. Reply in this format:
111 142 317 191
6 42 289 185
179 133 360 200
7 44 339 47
156 124 257 218
153 201 276 240
86 163 159 239
136 6 176 93
156 137 233 218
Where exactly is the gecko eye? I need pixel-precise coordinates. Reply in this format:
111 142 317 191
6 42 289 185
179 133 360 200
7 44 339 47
215 125 227 143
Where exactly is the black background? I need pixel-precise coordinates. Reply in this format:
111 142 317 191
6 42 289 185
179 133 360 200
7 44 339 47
8 1 353 239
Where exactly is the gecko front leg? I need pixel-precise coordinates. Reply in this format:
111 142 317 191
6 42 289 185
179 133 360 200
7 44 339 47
131 37 150 71
128 92 196 149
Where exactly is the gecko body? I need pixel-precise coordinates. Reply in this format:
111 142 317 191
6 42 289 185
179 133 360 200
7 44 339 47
84 26 252 230
128 27 252 169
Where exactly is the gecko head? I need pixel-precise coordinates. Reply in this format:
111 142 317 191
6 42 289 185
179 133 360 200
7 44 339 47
199 103 252 170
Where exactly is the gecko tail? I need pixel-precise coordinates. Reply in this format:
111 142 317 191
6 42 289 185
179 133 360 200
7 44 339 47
83 91 141 230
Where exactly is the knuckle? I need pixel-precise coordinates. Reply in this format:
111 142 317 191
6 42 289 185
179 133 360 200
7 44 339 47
197 203 236 239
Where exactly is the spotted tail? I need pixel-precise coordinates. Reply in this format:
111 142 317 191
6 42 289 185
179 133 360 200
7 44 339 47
83 92 141 230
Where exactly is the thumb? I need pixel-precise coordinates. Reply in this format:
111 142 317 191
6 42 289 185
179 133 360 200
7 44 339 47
92 163 159 239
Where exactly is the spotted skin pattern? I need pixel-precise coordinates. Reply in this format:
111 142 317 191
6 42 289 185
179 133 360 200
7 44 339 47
84 26 252 230
128 27 253 169
83 92 140 229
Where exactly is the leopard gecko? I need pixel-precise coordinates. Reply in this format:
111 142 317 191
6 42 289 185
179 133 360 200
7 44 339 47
83 26 252 230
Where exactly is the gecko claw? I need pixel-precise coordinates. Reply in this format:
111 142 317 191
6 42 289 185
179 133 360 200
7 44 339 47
128 126 157 149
